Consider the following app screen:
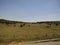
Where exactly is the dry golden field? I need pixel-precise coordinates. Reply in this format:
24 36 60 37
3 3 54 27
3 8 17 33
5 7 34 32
0 19 60 44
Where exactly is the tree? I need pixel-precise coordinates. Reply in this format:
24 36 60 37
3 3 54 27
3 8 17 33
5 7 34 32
20 25 23 27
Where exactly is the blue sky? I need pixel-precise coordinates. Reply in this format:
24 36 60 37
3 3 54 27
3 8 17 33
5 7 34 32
0 0 60 22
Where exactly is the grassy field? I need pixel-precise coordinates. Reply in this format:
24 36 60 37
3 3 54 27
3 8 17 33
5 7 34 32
0 19 60 43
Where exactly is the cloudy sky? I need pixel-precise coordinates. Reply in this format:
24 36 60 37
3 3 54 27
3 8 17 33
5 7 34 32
0 0 60 22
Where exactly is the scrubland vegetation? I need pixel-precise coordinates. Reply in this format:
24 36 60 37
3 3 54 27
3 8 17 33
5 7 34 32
0 19 60 43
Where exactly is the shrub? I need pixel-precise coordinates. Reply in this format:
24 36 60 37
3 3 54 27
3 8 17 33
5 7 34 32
56 24 58 26
23 23 25 26
20 25 23 27
20 23 26 27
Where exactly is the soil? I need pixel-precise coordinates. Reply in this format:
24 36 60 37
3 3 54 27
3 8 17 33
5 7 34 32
0 41 60 45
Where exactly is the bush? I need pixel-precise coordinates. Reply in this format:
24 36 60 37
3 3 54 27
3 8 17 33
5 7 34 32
20 23 26 27
56 24 58 26
20 25 23 27
23 23 25 26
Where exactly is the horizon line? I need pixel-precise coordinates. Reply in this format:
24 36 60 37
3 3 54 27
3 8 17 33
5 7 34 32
0 18 60 22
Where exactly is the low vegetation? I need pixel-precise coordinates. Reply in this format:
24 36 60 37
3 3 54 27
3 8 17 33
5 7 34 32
0 19 60 43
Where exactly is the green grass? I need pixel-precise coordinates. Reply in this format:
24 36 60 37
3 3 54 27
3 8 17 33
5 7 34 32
0 23 60 43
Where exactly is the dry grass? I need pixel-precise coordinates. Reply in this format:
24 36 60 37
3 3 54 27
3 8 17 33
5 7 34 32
0 23 60 43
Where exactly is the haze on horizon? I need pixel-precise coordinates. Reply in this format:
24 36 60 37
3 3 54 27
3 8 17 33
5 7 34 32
0 0 60 22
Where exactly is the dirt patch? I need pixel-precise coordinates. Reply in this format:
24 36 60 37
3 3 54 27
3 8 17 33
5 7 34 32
0 41 60 45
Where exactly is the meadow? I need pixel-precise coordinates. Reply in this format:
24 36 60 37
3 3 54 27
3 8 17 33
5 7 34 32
0 19 60 43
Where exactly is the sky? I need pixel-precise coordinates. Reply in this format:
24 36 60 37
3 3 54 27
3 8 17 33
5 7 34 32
0 0 60 22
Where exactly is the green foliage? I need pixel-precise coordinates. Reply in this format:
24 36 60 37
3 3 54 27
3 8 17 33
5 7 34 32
0 19 24 24
37 21 60 24
20 23 26 27
20 25 23 27
56 24 58 26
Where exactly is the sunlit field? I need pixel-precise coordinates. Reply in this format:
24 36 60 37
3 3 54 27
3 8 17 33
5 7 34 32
0 19 60 43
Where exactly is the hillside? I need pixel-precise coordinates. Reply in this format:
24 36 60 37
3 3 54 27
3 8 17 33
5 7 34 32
0 19 60 43
0 19 60 24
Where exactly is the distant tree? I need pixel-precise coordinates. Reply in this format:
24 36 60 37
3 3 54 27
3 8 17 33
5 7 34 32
20 25 23 27
55 24 58 26
0 22 4 24
23 23 25 26
5 22 9 25
48 24 51 26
